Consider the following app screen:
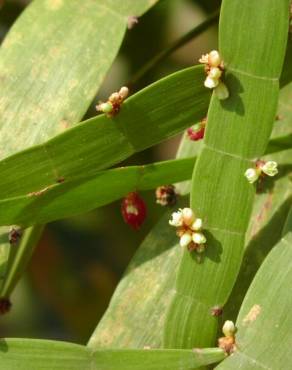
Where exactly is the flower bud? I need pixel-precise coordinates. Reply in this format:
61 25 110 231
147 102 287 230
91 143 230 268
180 233 192 248
190 218 203 231
182 208 195 225
96 102 113 114
208 50 221 67
204 76 219 89
119 86 129 100
244 168 260 184
192 232 206 245
261 161 278 177
209 67 222 79
109 92 120 104
222 320 236 337
214 81 229 100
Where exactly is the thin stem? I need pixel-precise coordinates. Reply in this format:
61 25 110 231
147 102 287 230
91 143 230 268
130 9 219 86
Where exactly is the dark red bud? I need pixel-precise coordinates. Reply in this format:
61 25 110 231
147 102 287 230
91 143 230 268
187 127 205 141
121 192 147 229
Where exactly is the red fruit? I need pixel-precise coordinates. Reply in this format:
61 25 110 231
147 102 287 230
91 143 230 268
187 127 205 141
121 192 147 229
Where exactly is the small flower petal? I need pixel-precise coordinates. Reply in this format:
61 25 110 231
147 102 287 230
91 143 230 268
199 53 209 64
192 232 206 245
190 218 203 231
182 208 195 225
204 76 219 89
244 168 260 184
261 161 278 177
180 233 192 248
169 210 183 227
214 81 229 100
209 67 222 79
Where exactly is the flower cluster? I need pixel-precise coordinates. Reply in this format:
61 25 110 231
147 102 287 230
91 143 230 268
96 86 129 117
199 50 229 100
187 117 206 141
218 320 237 355
169 208 206 252
244 160 278 184
155 185 177 206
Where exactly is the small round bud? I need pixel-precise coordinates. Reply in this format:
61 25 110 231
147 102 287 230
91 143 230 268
182 208 195 225
208 50 221 67
169 210 183 227
180 233 192 248
244 168 260 184
208 67 222 79
261 161 278 177
222 320 236 337
187 127 205 141
214 81 229 100
192 232 206 245
190 218 203 231
204 76 219 89
109 92 120 104
96 102 113 114
119 86 129 100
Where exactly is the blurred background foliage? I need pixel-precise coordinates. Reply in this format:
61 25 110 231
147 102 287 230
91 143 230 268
0 0 219 343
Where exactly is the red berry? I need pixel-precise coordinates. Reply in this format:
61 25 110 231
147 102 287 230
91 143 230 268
121 192 147 229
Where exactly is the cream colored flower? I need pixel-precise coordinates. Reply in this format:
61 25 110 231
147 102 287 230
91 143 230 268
222 320 236 337
261 161 278 177
244 168 260 184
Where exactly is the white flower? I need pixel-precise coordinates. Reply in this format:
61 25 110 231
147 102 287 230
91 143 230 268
244 168 260 184
222 320 236 337
190 218 203 231
192 232 206 245
199 53 209 64
209 67 222 79
169 210 183 227
179 233 192 248
204 76 219 89
261 161 278 177
182 208 195 225
208 50 221 67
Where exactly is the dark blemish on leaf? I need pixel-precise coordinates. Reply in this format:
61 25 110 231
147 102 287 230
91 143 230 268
0 298 12 315
56 177 65 183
